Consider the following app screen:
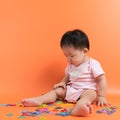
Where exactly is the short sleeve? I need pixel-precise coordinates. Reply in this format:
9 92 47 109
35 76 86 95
90 59 105 78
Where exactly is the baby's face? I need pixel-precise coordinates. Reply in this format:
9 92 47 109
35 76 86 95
62 46 88 66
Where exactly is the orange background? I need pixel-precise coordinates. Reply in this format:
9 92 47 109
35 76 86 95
0 0 120 103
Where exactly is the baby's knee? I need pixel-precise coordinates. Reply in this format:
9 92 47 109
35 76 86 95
54 87 66 99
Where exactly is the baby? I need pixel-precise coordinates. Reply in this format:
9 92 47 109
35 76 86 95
21 29 110 116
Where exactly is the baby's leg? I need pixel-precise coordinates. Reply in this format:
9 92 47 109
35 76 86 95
71 89 97 116
21 87 66 107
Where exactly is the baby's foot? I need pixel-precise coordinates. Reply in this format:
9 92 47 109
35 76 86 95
71 102 91 116
21 97 43 107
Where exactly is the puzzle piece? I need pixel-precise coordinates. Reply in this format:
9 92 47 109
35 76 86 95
96 106 119 115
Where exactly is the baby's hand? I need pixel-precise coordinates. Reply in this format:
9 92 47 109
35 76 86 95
53 82 66 89
97 96 111 107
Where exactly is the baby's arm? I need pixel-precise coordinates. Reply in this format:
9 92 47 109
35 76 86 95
54 75 69 89
97 75 110 106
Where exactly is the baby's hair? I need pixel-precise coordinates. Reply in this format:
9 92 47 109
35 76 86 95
60 29 90 50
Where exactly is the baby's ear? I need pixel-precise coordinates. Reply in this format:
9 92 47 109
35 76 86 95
83 48 88 53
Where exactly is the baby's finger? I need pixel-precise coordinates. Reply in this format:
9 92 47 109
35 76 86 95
97 101 100 106
104 102 111 106
97 102 103 107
